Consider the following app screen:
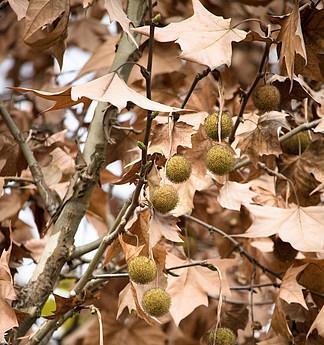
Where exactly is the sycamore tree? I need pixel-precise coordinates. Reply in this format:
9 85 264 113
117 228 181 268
0 0 324 344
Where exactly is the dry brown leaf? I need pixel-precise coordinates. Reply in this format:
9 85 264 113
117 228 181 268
0 298 18 342
279 264 308 309
119 234 145 262
295 8 324 82
307 305 324 338
15 73 184 113
0 244 18 341
149 120 194 157
271 299 293 340
274 1 307 80
166 253 233 325
241 204 324 253
149 212 183 248
218 181 256 211
77 36 119 78
134 0 247 69
104 0 137 47
23 0 69 66
238 111 289 161
8 0 28 20
68 17 109 53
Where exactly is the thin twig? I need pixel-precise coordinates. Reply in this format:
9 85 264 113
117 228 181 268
0 104 59 216
250 265 256 345
229 43 271 144
183 214 282 279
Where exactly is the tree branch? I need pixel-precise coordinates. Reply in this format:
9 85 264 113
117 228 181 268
183 214 282 279
0 104 59 216
20 1 148 342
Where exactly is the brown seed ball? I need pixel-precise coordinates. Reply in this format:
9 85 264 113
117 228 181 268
207 327 236 345
281 131 311 155
273 237 298 262
166 155 192 183
206 145 235 175
128 256 157 284
142 288 171 317
204 112 233 140
252 85 281 112
151 185 179 214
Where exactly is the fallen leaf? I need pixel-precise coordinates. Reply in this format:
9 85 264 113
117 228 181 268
279 264 308 309
104 0 138 47
273 1 307 80
166 253 233 325
307 305 324 338
218 181 256 211
133 0 247 69
15 73 184 113
240 204 324 253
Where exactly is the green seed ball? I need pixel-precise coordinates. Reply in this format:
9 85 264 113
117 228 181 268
142 288 171 317
151 185 179 214
204 112 233 140
128 256 157 284
281 131 311 155
166 155 192 183
252 85 281 112
207 327 236 345
206 145 235 175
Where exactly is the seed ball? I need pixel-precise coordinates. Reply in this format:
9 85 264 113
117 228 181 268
281 131 311 155
207 327 236 345
128 256 157 284
252 85 281 112
273 237 298 262
151 185 179 214
166 155 192 183
206 145 235 175
142 288 171 317
204 112 233 140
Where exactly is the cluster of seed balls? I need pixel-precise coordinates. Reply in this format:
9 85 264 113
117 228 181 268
128 256 171 317
151 112 235 214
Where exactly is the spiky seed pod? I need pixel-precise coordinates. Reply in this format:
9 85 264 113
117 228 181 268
207 327 236 345
204 112 233 140
151 185 179 214
206 145 235 175
281 131 311 155
166 155 192 183
142 288 171 317
252 85 281 112
273 237 298 262
128 256 157 284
